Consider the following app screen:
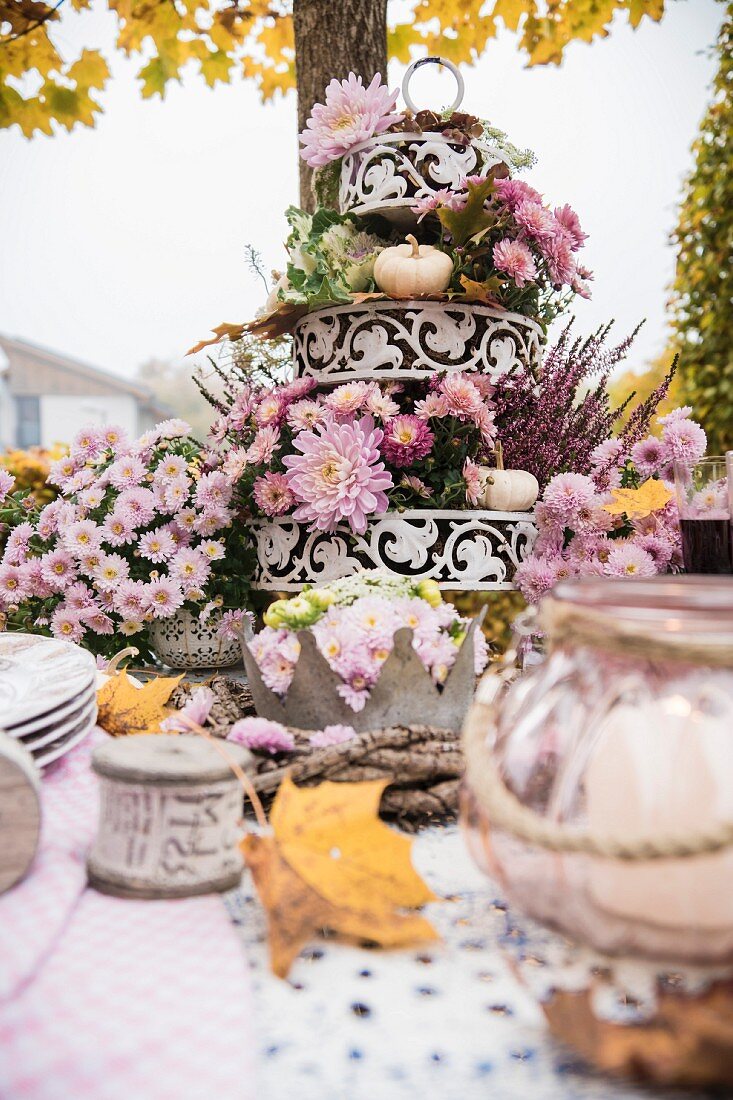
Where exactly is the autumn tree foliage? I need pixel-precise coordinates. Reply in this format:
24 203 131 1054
2 0 667 141
669 4 733 454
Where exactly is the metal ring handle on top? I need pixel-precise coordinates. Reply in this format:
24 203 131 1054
401 56 465 115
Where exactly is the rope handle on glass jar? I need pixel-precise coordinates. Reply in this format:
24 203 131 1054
401 57 465 115
463 679 733 863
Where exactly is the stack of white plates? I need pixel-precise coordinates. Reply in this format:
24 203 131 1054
0 634 97 769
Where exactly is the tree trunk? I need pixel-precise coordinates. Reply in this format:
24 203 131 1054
293 0 388 211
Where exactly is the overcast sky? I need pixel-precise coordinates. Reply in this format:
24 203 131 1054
0 1 724 381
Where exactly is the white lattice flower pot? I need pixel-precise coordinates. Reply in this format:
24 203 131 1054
149 609 241 670
293 300 543 385
248 510 538 593
339 133 509 225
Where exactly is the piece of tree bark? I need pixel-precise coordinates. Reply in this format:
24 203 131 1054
293 0 388 209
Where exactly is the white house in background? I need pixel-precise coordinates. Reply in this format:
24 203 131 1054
0 336 171 449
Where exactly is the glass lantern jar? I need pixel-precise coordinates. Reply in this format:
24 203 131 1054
462 575 733 964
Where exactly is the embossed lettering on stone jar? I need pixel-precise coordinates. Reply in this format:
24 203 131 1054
149 608 240 670
462 576 733 964
88 735 252 899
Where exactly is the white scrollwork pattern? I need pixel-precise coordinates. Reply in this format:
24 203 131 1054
248 510 538 592
339 133 508 220
293 301 543 383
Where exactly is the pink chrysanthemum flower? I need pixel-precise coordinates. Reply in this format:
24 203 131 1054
228 717 295 754
554 204 588 251
631 436 666 479
50 606 85 643
70 427 104 461
194 508 233 536
4 522 34 565
0 564 28 605
100 425 129 452
64 581 94 610
48 455 79 489
636 533 674 569
543 472 597 526
605 543 657 578
102 514 136 547
80 605 115 635
414 392 450 420
170 548 210 589
309 724 357 748
590 438 623 470
161 687 215 733
145 577 185 619
93 552 130 591
161 475 191 512
155 454 188 482
63 519 102 557
253 472 296 517
113 579 148 620
217 608 252 641
247 426 281 466
40 548 77 589
543 234 575 286
463 458 483 506
0 470 16 498
382 415 434 468
365 388 400 421
411 188 466 221
299 72 403 168
116 487 156 527
78 484 104 509
254 393 285 428
139 528 177 563
514 200 557 241
399 474 431 499
156 418 190 439
661 417 707 466
439 374 484 421
324 381 372 418
108 455 146 490
286 399 329 433
194 471 232 512
493 239 538 288
494 178 543 210
283 415 393 535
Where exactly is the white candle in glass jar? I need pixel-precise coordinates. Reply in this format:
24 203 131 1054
585 690 733 929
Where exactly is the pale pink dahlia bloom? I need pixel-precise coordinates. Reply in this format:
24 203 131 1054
299 73 403 168
253 472 295 517
283 416 393 535
382 415 434 468
493 239 537 288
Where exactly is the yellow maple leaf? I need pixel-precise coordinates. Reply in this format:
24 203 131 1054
96 671 183 737
242 777 439 978
602 477 673 520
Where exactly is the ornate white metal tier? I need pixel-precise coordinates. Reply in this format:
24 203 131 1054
248 509 538 592
339 132 508 224
293 300 543 384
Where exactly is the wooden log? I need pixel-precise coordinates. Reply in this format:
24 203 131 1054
87 735 252 900
0 732 41 895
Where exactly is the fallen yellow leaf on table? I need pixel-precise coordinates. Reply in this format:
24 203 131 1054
96 671 183 737
242 777 439 978
602 477 673 520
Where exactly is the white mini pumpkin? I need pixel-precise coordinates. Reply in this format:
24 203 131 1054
373 235 453 298
477 444 539 512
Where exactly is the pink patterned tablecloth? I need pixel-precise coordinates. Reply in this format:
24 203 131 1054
0 732 258 1100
